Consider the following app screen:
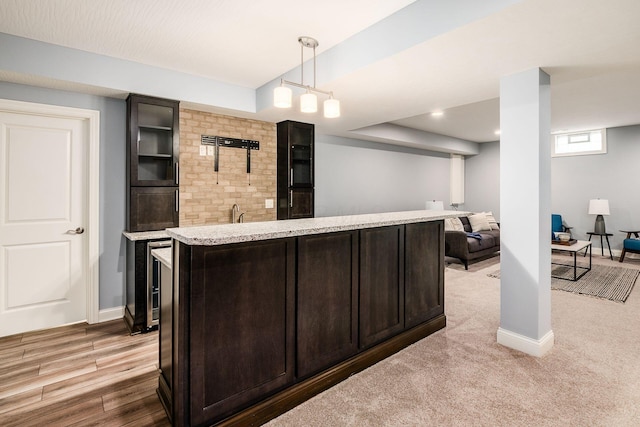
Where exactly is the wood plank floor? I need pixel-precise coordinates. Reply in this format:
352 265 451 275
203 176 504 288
0 320 170 427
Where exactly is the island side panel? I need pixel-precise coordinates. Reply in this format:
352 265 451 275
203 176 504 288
189 238 296 426
404 221 445 328
359 226 405 349
296 231 359 379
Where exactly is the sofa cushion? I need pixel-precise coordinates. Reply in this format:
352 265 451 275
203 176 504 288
467 233 496 252
469 213 492 232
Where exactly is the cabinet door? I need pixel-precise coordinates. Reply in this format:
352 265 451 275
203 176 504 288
189 239 295 425
287 121 313 188
129 187 179 232
296 231 358 378
359 226 404 349
289 188 314 219
128 95 179 187
404 221 444 328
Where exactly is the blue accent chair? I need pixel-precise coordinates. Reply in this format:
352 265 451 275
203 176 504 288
620 231 640 263
551 214 572 241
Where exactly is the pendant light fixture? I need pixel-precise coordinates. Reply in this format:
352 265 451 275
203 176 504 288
273 36 340 118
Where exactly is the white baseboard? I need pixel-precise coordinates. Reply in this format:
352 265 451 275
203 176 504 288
98 306 124 323
497 327 554 357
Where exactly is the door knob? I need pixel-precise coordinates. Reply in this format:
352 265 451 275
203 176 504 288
67 227 85 234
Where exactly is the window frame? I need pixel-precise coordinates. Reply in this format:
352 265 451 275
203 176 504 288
551 128 607 157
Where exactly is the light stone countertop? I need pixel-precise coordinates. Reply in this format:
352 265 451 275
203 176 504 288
167 210 467 246
151 247 172 268
122 230 170 241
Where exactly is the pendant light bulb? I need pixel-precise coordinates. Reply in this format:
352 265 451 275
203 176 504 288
300 91 317 113
324 96 340 118
274 84 292 108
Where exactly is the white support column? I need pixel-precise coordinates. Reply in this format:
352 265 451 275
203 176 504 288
497 68 554 357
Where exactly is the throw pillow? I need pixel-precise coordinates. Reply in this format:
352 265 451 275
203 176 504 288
485 211 500 230
469 213 492 232
444 218 455 231
444 218 465 231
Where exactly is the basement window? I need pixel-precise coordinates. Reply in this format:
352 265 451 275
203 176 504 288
552 129 607 157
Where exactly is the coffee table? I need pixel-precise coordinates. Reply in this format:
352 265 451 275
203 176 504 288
551 240 592 281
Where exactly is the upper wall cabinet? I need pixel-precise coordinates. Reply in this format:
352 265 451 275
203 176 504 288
277 120 314 220
127 94 180 232
127 94 179 187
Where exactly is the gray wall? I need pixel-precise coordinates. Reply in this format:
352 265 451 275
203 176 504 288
464 124 640 252
315 135 450 217
551 125 640 251
0 82 126 310
465 140 500 218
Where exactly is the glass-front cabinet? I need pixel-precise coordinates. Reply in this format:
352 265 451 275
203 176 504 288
277 120 314 220
128 95 179 187
126 94 180 232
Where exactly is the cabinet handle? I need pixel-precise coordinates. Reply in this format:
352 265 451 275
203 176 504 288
175 189 179 212
290 169 293 186
175 162 179 185
290 191 293 208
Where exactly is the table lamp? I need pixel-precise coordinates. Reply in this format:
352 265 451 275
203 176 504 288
588 199 610 234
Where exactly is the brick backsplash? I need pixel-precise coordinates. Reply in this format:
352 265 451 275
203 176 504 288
179 108 277 225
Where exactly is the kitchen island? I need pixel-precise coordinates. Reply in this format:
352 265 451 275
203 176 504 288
159 210 458 426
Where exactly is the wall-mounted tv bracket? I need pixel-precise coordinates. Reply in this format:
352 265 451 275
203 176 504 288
201 135 259 184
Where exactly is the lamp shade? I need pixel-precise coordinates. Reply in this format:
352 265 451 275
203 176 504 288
300 92 317 113
588 199 610 215
323 98 340 118
273 85 292 108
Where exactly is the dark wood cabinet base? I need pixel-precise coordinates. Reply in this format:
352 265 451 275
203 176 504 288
160 220 446 426
159 314 445 427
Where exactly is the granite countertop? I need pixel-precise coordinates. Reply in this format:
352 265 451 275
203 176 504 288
167 210 467 246
122 230 170 241
151 247 172 268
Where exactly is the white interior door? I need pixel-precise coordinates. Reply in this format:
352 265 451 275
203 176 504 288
0 108 89 337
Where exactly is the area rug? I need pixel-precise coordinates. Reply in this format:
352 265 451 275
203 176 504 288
486 264 639 303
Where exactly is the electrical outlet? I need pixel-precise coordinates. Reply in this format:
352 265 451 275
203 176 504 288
265 199 274 209
207 145 214 156
199 146 207 156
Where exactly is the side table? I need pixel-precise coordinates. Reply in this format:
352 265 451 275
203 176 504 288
585 232 613 260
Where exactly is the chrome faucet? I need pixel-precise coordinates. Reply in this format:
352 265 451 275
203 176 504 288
238 213 245 223
232 204 240 223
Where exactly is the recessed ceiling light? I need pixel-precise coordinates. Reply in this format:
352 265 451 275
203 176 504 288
431 111 444 117
494 129 501 135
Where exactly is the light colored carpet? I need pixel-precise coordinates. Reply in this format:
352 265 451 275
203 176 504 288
487 263 639 303
266 255 640 426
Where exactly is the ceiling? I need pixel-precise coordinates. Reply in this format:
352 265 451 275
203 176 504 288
1 0 639 151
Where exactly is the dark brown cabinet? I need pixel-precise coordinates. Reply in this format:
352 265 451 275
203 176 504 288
359 226 405 349
160 220 446 427
277 120 314 219
129 187 178 232
180 239 296 426
126 94 179 232
404 221 445 328
296 231 359 378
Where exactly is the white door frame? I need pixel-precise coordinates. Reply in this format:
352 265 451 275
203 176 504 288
0 98 100 324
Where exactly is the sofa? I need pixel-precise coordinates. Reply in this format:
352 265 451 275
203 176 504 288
444 213 500 270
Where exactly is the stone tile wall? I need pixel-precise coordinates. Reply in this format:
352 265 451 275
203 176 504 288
179 108 277 225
